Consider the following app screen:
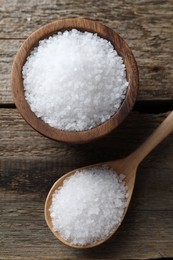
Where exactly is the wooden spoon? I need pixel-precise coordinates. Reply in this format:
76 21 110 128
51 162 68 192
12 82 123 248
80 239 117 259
45 111 173 248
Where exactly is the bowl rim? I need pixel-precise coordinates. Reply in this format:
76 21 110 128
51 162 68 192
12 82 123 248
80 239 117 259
11 18 139 143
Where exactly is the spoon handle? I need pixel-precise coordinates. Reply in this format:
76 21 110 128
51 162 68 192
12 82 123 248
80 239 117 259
127 111 173 167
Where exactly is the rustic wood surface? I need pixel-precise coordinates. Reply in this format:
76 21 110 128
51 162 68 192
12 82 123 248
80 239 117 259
1 110 173 259
0 0 173 104
0 0 173 259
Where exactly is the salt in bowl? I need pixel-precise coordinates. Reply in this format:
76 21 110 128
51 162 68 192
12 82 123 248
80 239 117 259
11 18 139 143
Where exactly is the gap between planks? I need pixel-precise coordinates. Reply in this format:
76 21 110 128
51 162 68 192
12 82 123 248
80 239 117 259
0 100 173 114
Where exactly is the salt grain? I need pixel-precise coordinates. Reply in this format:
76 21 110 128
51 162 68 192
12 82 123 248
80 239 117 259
23 29 128 131
49 167 128 245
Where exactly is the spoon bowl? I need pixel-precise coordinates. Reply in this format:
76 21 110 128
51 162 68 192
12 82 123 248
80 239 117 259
45 160 136 248
11 18 139 143
45 111 173 248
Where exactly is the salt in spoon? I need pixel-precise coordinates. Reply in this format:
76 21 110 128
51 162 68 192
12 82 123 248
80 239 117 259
45 111 173 248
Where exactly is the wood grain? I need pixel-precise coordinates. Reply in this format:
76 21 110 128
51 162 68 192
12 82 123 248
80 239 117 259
0 110 173 258
1 0 173 104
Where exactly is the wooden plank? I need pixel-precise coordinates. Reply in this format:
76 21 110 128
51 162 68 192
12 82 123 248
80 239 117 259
1 109 173 162
1 0 173 103
0 109 173 258
1 0 172 40
0 40 23 104
0 189 173 259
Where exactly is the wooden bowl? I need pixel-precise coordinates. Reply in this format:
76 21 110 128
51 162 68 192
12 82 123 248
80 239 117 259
11 18 139 143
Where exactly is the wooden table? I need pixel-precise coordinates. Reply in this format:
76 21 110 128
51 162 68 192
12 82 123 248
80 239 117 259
0 1 173 259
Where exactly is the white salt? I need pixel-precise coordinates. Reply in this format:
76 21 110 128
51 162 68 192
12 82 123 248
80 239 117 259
23 29 128 131
49 167 128 245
